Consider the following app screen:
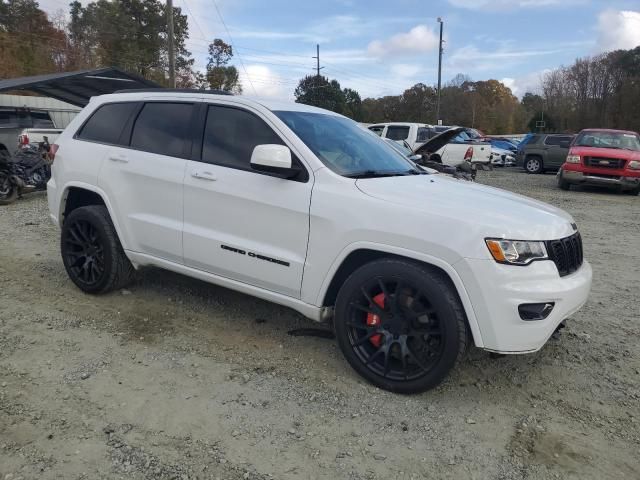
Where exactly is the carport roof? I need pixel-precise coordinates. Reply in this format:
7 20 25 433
0 67 160 107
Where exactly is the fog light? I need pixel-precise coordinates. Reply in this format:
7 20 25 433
518 302 555 321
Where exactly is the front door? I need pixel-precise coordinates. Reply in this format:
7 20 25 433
183 104 312 298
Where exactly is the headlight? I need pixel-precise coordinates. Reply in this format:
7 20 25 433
566 155 581 164
485 239 548 265
628 160 640 170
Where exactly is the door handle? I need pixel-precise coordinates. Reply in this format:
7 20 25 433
108 153 128 163
191 170 217 181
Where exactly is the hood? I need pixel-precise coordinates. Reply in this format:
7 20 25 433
355 175 576 241
413 127 465 155
570 145 640 160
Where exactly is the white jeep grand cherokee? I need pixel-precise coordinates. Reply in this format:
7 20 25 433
47 91 592 393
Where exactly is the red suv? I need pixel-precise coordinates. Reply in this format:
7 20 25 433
558 129 640 195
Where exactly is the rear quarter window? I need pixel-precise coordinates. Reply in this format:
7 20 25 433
386 126 410 141
76 102 139 145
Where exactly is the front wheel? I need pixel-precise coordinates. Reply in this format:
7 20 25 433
558 173 571 191
525 157 543 174
334 259 468 394
61 205 134 294
0 171 18 205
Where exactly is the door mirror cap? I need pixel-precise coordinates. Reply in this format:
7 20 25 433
250 144 298 178
409 154 422 162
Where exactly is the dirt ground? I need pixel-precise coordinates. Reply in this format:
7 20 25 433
1 168 639 480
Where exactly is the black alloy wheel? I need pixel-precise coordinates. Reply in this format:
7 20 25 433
335 259 468 394
61 205 134 293
62 218 106 288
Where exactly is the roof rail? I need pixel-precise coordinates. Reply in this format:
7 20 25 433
113 88 233 96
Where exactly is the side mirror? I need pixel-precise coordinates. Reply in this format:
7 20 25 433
409 154 422 162
250 144 298 178
559 140 570 148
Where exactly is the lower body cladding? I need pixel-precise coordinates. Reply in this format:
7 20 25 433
454 257 592 353
559 167 640 192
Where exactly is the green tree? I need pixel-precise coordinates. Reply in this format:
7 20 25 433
67 0 194 85
343 87 362 121
206 38 242 93
0 0 67 77
294 75 346 114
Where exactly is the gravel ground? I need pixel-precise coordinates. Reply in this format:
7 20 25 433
1 168 639 480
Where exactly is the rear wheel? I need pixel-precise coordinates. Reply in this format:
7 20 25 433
61 205 134 293
525 156 543 174
626 185 640 196
334 259 468 394
0 171 18 205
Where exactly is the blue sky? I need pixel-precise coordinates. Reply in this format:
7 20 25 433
41 0 640 99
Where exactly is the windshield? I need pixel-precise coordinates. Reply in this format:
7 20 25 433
574 131 640 151
275 111 417 176
385 139 412 156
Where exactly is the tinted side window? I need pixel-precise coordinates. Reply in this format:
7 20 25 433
386 126 410 141
416 127 430 142
544 136 564 146
368 126 384 136
31 111 54 128
131 103 193 158
77 102 138 145
202 105 284 170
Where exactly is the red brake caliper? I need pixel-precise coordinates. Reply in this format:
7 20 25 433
366 293 385 347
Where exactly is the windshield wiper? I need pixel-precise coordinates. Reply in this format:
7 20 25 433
344 169 415 179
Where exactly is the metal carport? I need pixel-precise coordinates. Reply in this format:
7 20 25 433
0 67 160 107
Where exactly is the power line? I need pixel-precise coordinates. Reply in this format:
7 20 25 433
210 0 256 95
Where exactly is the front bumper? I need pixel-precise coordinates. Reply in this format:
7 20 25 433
454 257 592 353
559 168 640 191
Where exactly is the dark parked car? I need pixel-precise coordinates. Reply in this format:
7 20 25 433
515 133 574 174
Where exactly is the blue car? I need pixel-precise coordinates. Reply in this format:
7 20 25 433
489 139 518 153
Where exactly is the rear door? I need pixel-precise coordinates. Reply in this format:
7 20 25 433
544 135 572 168
182 103 312 298
97 101 195 264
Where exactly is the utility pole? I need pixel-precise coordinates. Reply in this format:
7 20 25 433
167 0 176 88
312 44 324 105
436 17 444 125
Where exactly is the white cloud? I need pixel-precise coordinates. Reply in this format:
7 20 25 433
501 70 549 97
391 63 422 78
596 10 640 52
239 65 290 100
448 0 584 9
367 25 439 57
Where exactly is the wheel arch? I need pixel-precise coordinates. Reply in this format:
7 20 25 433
318 244 484 348
58 182 129 250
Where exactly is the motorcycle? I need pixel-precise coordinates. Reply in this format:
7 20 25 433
0 138 52 205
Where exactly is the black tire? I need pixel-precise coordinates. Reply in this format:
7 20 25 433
61 205 134 294
525 156 543 174
558 174 571 191
626 185 640 196
0 171 18 205
334 259 468 394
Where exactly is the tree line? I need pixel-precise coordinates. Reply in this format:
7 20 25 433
2 0 639 133
294 47 640 135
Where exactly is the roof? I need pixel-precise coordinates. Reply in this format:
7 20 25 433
84 90 341 116
578 128 638 135
0 68 160 107
368 122 433 128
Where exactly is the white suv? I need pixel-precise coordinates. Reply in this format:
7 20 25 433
47 91 592 393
